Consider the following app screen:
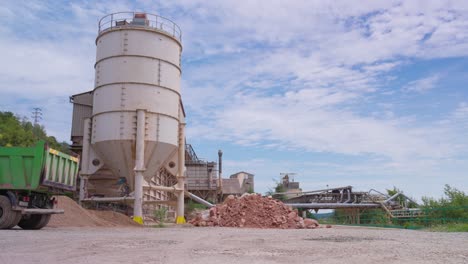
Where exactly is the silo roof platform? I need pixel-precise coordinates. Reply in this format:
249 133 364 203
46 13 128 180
98 12 182 43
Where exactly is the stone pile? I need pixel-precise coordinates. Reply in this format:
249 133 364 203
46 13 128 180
189 194 320 229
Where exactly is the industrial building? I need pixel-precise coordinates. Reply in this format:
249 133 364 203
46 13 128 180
280 174 301 191
70 95 254 205
69 12 255 224
71 12 186 224
70 91 255 214
221 172 255 200
184 145 220 202
278 173 302 199
71 91 178 217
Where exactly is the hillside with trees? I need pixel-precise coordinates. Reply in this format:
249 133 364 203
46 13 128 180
0 111 70 153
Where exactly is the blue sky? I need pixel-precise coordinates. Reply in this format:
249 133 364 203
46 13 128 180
0 1 467 200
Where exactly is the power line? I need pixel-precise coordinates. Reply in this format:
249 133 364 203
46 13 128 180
32 108 42 125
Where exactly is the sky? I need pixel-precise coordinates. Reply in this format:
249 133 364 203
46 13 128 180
0 0 467 200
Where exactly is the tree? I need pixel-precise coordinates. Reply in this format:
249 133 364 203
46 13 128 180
422 185 468 224
0 111 71 153
264 178 288 201
0 112 35 147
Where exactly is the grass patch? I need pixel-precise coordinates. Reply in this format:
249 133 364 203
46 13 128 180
151 225 167 228
428 223 468 232
187 200 208 211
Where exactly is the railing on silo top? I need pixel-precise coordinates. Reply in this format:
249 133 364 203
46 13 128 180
98 12 182 42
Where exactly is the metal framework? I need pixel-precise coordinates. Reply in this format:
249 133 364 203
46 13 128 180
143 167 178 218
281 186 423 221
185 144 219 202
186 160 219 202
185 144 199 162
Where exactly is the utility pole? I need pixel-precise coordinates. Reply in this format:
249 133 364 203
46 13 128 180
32 108 42 125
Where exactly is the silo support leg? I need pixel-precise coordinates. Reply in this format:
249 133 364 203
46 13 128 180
133 110 146 225
79 175 89 205
133 171 144 224
176 191 186 224
176 121 186 224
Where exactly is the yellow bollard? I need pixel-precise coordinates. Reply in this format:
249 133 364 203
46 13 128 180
133 216 144 225
176 216 186 224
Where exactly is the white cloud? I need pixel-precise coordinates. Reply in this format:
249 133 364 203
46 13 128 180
0 37 94 98
453 102 468 119
188 87 459 162
403 75 441 93
154 0 468 63
172 0 468 169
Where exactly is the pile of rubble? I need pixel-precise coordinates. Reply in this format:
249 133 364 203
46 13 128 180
189 194 320 229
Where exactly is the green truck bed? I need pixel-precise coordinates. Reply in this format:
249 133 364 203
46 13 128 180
0 141 79 192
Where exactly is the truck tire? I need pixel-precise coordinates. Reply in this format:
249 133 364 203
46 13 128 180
35 214 51 230
6 213 22 229
0 195 21 229
18 214 51 230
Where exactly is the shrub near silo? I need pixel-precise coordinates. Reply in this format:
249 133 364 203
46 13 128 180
154 207 168 227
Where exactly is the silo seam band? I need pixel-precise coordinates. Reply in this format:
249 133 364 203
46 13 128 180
92 111 179 121
94 82 181 97
94 55 181 73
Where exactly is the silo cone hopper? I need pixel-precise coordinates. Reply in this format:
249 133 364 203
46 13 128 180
78 12 186 225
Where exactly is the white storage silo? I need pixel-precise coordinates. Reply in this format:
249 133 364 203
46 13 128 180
81 12 186 224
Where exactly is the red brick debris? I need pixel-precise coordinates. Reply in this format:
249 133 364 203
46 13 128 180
189 194 320 229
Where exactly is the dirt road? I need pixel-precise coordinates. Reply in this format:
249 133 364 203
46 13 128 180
0 226 466 264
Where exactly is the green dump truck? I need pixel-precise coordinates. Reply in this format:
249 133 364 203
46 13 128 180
0 141 79 229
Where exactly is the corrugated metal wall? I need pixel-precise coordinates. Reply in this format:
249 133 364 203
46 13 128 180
186 162 218 190
71 104 92 137
70 92 93 138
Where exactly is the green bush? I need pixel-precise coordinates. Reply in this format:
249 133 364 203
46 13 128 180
422 185 468 225
154 207 168 227
329 185 467 231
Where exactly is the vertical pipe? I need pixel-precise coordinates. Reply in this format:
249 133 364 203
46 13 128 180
81 119 91 174
176 122 186 224
218 150 223 196
79 175 88 204
79 118 92 204
208 162 212 189
133 110 146 224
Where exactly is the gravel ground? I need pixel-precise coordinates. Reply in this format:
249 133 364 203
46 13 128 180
0 225 467 264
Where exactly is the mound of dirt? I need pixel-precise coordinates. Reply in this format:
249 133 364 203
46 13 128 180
189 194 319 229
48 196 140 228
